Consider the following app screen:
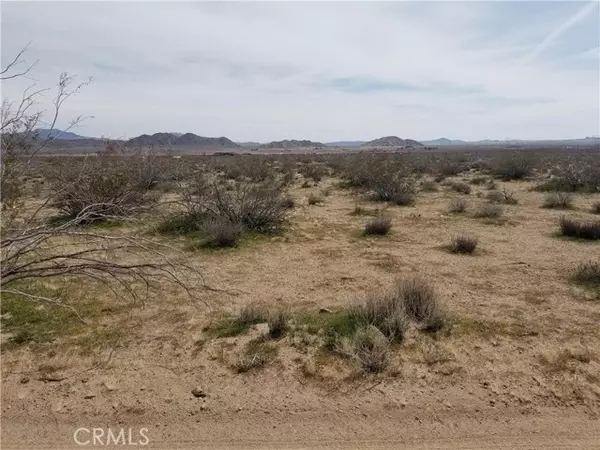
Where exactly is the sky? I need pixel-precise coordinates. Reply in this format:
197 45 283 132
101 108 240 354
1 1 599 142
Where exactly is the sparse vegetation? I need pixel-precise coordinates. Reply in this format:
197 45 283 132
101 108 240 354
308 193 323 205
473 203 503 219
450 182 471 195
449 234 478 254
234 338 278 372
543 192 574 209
572 261 600 287
559 216 600 240
448 198 468 213
364 215 392 235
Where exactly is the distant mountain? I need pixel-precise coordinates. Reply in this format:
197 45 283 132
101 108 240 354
259 139 326 149
35 128 92 140
421 138 467 146
126 132 241 149
326 141 365 148
361 136 424 148
237 141 263 148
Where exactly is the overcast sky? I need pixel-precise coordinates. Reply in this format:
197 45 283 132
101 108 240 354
1 1 599 142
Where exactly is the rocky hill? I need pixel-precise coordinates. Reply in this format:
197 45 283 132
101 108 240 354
126 133 240 148
259 139 326 149
361 136 424 148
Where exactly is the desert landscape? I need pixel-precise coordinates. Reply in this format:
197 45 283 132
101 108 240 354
1 145 600 448
2 1 600 448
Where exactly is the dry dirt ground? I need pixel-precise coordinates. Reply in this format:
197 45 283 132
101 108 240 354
2 175 600 448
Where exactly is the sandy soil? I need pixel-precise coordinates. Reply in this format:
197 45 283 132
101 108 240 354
2 176 599 448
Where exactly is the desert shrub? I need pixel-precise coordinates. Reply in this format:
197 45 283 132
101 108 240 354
234 338 277 373
46 150 160 223
420 180 438 192
198 219 243 248
448 198 468 213
470 176 488 185
449 234 478 254
298 163 328 183
436 159 464 177
308 193 323 205
219 156 273 182
543 192 574 209
474 203 503 218
536 160 600 193
573 261 600 286
267 310 288 339
592 202 600 215
486 189 518 205
364 215 392 235
396 277 445 332
450 182 471 195
281 196 295 209
350 326 390 373
300 180 312 188
559 216 600 240
490 153 536 180
177 177 289 235
350 291 408 342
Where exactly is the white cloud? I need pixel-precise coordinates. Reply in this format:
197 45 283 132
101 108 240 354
1 1 598 141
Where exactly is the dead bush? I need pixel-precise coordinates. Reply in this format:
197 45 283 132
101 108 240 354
396 277 445 332
47 149 160 223
449 234 478 254
351 326 390 373
450 182 471 195
559 216 600 240
267 310 288 339
307 193 323 205
474 203 503 219
364 215 392 235
448 198 468 213
199 219 243 248
350 291 408 342
543 192 574 209
486 189 518 205
573 261 600 287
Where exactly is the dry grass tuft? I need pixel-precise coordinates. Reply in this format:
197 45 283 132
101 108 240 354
573 261 600 287
473 203 503 219
364 215 392 235
449 234 478 254
350 326 390 373
396 278 446 332
448 198 468 214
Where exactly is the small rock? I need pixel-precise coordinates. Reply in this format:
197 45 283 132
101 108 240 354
191 387 206 398
104 382 117 392
84 394 96 400
319 307 333 314
20 376 30 384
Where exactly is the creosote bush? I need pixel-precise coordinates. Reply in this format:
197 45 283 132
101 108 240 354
364 215 392 235
490 153 536 181
543 192 574 209
559 216 600 240
449 234 478 254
